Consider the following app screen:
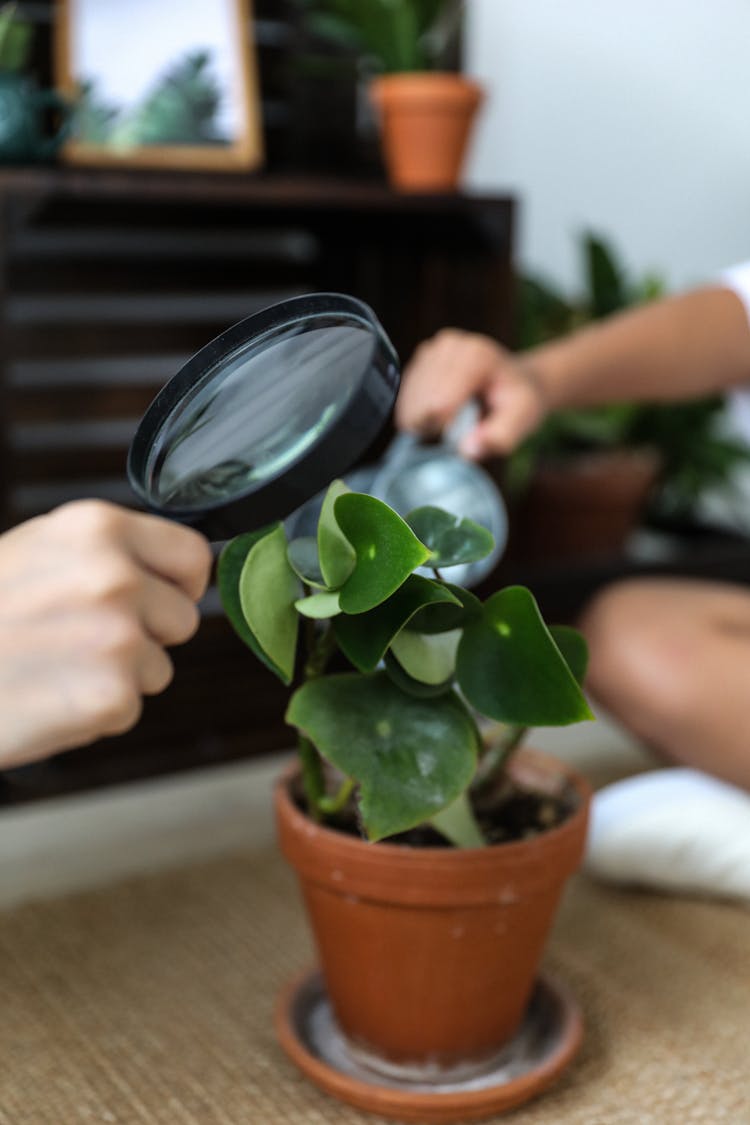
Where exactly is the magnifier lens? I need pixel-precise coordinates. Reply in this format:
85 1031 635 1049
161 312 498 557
128 294 399 538
148 314 374 511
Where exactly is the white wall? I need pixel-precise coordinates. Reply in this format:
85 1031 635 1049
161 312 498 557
464 0 750 293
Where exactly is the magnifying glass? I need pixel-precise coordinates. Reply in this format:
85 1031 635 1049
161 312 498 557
127 293 400 540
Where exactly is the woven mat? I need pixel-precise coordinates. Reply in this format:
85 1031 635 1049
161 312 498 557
1 845 748 1125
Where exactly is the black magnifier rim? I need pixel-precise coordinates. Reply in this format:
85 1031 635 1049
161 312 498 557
127 292 400 540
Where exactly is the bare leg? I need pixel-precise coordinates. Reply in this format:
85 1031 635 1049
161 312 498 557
578 577 750 792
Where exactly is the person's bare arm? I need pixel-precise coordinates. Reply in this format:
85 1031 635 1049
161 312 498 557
0 500 213 769
528 286 750 408
396 285 750 460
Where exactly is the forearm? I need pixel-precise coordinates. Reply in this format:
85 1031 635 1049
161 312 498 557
526 286 750 411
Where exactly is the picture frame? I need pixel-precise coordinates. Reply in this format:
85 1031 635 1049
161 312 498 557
55 0 264 172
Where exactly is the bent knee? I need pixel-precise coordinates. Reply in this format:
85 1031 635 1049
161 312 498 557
578 579 699 720
579 579 668 659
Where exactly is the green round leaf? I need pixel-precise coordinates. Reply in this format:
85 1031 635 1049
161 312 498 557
287 537 327 589
390 628 461 685
295 592 342 619
286 673 479 841
406 506 495 568
549 625 589 685
383 650 453 699
317 480 355 589
335 493 431 614
406 583 481 634
456 586 594 726
334 574 460 673
429 793 486 848
218 526 296 683
238 524 301 685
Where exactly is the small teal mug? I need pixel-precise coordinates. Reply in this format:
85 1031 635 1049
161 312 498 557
0 73 70 163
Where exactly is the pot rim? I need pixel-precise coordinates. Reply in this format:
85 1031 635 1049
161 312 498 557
370 71 484 107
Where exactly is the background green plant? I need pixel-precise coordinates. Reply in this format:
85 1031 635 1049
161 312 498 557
296 0 463 73
112 52 224 147
0 3 32 73
510 233 750 521
220 483 592 848
74 51 224 148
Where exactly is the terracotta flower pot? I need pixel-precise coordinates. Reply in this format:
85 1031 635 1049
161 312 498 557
369 72 484 192
510 447 662 562
274 749 590 1069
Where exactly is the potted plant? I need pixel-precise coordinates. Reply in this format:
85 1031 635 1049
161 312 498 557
219 480 594 1119
0 2 69 163
507 233 750 560
299 0 483 190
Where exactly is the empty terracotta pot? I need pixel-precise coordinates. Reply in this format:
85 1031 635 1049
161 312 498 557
274 749 590 1070
510 448 662 562
369 72 484 192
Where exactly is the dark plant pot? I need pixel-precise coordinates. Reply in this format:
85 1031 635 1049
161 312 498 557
274 748 590 1073
510 448 661 562
369 72 484 192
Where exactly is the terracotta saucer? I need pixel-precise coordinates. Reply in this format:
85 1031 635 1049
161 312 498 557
275 967 583 1123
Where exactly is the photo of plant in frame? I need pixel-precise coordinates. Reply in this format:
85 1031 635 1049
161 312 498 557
57 0 263 170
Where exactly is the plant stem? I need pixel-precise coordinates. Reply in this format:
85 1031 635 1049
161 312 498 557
317 777 355 816
304 619 337 679
297 734 324 820
472 724 528 794
297 617 338 818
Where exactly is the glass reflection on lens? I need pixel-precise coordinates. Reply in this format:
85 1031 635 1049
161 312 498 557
148 315 373 510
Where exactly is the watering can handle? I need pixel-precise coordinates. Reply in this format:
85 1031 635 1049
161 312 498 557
371 401 482 501
443 400 481 452
382 401 481 470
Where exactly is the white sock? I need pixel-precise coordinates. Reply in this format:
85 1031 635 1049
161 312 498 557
585 768 750 902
